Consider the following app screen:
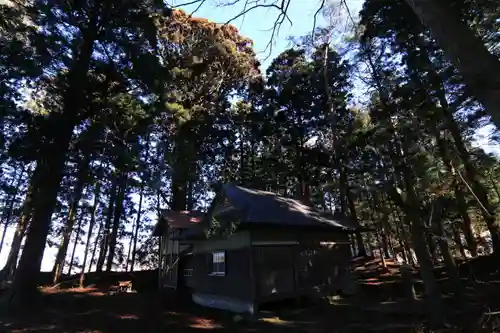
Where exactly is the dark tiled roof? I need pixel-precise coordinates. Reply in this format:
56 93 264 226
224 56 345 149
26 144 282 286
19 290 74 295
220 184 357 231
152 210 205 236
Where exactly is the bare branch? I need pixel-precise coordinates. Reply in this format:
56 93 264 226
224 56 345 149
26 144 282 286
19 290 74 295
171 0 205 8
312 0 326 41
189 0 207 16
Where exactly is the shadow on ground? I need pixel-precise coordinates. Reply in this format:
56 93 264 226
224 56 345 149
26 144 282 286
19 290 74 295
2 255 500 332
0 287 321 333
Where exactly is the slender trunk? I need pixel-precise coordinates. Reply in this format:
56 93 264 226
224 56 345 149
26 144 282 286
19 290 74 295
453 225 467 259
0 165 26 254
366 45 443 321
52 159 89 284
404 0 500 127
96 176 118 272
0 180 35 280
448 138 499 253
400 168 444 323
106 172 127 272
427 232 439 264
390 132 444 323
381 225 391 259
395 210 415 265
347 189 366 256
171 128 191 212
89 218 103 273
79 182 100 287
433 129 478 257
67 211 84 276
435 217 463 298
423 37 500 254
454 186 477 257
129 182 144 272
7 17 98 302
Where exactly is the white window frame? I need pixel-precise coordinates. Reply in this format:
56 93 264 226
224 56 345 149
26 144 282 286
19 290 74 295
209 251 226 276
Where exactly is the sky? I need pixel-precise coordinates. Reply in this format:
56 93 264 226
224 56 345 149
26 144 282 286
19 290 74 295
0 0 498 273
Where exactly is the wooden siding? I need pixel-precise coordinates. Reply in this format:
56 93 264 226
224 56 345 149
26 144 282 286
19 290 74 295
250 227 350 244
192 230 250 253
189 247 253 301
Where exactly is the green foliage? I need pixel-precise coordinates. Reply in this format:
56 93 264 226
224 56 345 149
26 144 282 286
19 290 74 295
0 0 499 293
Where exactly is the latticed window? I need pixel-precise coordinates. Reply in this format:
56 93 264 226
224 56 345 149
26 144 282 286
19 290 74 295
208 251 226 276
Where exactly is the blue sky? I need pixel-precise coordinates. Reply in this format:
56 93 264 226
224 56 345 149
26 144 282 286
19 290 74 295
172 0 365 69
0 0 498 273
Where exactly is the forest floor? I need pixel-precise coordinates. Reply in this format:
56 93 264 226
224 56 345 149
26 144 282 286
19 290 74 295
1 256 500 333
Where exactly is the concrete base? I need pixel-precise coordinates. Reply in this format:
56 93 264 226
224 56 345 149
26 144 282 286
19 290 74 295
192 293 254 314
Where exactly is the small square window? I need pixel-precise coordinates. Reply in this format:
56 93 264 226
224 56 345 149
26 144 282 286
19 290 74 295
209 251 226 276
183 268 193 277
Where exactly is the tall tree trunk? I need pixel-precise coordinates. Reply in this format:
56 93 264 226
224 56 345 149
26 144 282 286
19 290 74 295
52 159 90 284
0 180 35 281
453 224 467 259
433 127 478 257
366 43 443 322
435 216 463 298
67 211 84 276
96 176 118 272
445 119 500 253
340 167 366 256
0 164 27 254
380 224 391 259
129 181 144 272
394 209 415 265
347 189 367 256
89 218 103 273
6 17 98 303
404 0 500 127
427 232 439 264
106 172 127 272
389 133 444 323
454 185 477 257
79 182 100 287
171 124 194 212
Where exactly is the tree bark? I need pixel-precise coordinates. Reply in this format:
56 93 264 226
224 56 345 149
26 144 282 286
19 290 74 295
171 123 195 212
389 131 444 323
52 158 89 284
0 164 27 254
79 182 100 287
435 216 463 298
67 211 84 276
5 16 98 303
452 224 467 259
129 181 144 272
432 126 478 257
105 172 127 272
96 176 118 272
446 123 500 253
404 0 500 128
0 179 35 281
365 40 443 322
89 218 103 273
454 185 477 257
347 189 367 257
